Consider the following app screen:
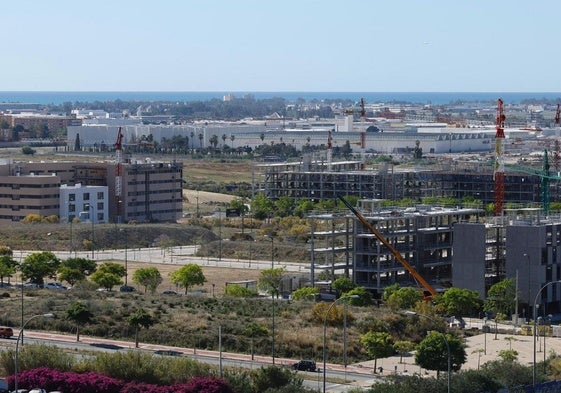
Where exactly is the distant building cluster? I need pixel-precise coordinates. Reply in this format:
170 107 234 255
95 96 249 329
0 158 182 224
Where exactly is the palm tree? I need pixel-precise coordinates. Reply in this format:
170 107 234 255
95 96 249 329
198 133 203 148
190 131 194 150
230 134 235 148
222 134 227 150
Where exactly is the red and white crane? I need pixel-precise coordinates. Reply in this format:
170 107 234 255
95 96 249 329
115 127 124 219
494 99 506 216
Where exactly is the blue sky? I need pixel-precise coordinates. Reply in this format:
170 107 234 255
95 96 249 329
3 0 560 92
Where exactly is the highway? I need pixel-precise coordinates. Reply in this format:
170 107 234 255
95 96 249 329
0 330 377 392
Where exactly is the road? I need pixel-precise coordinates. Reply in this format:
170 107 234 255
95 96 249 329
0 330 377 392
15 246 311 274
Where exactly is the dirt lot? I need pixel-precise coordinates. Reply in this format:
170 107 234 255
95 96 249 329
126 261 261 295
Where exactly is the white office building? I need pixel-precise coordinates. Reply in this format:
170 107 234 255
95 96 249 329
59 183 108 223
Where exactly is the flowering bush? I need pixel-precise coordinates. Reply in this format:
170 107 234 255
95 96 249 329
8 367 232 393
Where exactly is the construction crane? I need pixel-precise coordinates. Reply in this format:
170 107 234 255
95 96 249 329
115 127 124 221
338 196 437 301
344 98 366 119
494 98 506 216
506 149 561 216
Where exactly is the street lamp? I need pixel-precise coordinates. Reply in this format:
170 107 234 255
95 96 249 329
264 235 276 364
14 313 56 392
322 295 359 393
533 281 561 388
85 203 95 259
524 253 531 319
120 228 128 285
404 311 451 393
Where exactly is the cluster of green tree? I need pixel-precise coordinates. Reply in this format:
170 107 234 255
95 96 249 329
0 246 206 297
247 193 360 220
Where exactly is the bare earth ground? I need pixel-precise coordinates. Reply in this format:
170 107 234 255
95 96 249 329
125 260 261 295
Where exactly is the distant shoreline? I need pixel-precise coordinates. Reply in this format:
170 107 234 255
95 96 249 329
0 91 560 106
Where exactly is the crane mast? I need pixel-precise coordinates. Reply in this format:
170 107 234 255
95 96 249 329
115 127 124 220
494 98 506 216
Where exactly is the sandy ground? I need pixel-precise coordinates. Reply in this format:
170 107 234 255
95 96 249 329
126 260 261 295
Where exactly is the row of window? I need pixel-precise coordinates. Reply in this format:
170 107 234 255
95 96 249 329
68 192 105 201
127 179 181 186
127 188 182 197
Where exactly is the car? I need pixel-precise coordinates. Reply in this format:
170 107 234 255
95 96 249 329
44 282 67 290
161 290 179 295
0 327 13 339
292 360 317 372
119 285 136 292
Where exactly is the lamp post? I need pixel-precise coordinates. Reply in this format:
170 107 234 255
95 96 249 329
85 203 95 259
404 311 451 393
264 236 276 364
483 317 488 355
120 228 128 285
533 281 561 388
524 253 531 319
14 313 56 392
322 295 359 393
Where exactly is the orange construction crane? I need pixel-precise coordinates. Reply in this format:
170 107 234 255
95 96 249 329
339 196 437 301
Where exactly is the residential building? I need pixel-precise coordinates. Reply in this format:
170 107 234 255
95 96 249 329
60 183 108 223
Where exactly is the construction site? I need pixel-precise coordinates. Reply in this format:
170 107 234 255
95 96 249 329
256 100 561 317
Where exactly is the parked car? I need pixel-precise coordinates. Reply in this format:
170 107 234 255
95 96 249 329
292 360 317 372
44 282 67 290
0 327 13 339
161 290 179 295
119 285 136 292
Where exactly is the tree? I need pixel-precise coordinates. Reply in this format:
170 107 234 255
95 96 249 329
414 331 466 376
66 302 93 342
394 340 416 364
257 267 285 297
209 134 218 149
386 287 423 310
346 286 372 306
128 308 155 348
274 196 295 217
223 284 256 298
434 287 483 318
243 322 268 360
198 133 203 148
484 278 516 317
21 146 36 155
251 193 274 220
58 257 97 286
360 331 395 372
169 264 206 294
0 254 17 285
291 286 319 301
331 277 357 295
90 262 126 290
74 133 81 151
132 267 162 293
20 251 61 286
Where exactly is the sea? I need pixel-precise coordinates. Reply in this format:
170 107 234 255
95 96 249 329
0 91 560 106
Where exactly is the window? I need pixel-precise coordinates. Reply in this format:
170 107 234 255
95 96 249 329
97 202 104 211
97 191 104 199
69 193 76 201
83 193 90 201
69 204 75 212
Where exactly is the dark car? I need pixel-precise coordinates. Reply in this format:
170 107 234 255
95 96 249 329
292 360 317 372
119 285 136 292
0 327 13 339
